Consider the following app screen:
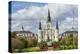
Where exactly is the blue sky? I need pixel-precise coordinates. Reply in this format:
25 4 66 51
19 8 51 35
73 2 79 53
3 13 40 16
11 1 47 13
9 1 78 34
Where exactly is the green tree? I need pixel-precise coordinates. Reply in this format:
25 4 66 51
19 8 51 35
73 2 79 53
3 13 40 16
11 32 16 38
19 37 28 48
11 38 25 52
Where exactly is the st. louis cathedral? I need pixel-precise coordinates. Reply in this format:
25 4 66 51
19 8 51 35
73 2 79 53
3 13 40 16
38 9 59 45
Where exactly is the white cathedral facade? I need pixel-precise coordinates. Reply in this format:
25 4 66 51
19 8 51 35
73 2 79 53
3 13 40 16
38 10 59 44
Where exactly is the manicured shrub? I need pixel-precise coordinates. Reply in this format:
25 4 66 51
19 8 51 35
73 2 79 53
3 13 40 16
51 41 60 50
39 41 48 51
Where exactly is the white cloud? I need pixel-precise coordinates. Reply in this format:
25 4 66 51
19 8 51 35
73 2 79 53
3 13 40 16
12 3 76 21
24 26 32 30
11 3 78 33
59 17 78 34
11 6 43 20
11 23 20 29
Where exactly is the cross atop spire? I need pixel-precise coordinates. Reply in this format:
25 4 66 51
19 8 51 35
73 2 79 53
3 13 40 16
47 9 51 22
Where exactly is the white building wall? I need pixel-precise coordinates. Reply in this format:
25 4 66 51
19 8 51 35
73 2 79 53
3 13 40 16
38 30 41 42
55 29 58 42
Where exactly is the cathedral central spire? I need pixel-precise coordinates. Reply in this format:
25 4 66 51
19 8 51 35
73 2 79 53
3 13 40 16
47 9 51 22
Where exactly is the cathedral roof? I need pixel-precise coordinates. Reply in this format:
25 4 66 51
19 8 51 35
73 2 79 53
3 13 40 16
13 31 34 34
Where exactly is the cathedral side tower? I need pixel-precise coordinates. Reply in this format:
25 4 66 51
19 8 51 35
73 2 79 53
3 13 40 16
38 22 42 42
55 19 59 42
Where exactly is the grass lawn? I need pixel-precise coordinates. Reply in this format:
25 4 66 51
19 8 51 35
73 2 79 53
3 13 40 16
14 45 77 52
22 47 40 52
